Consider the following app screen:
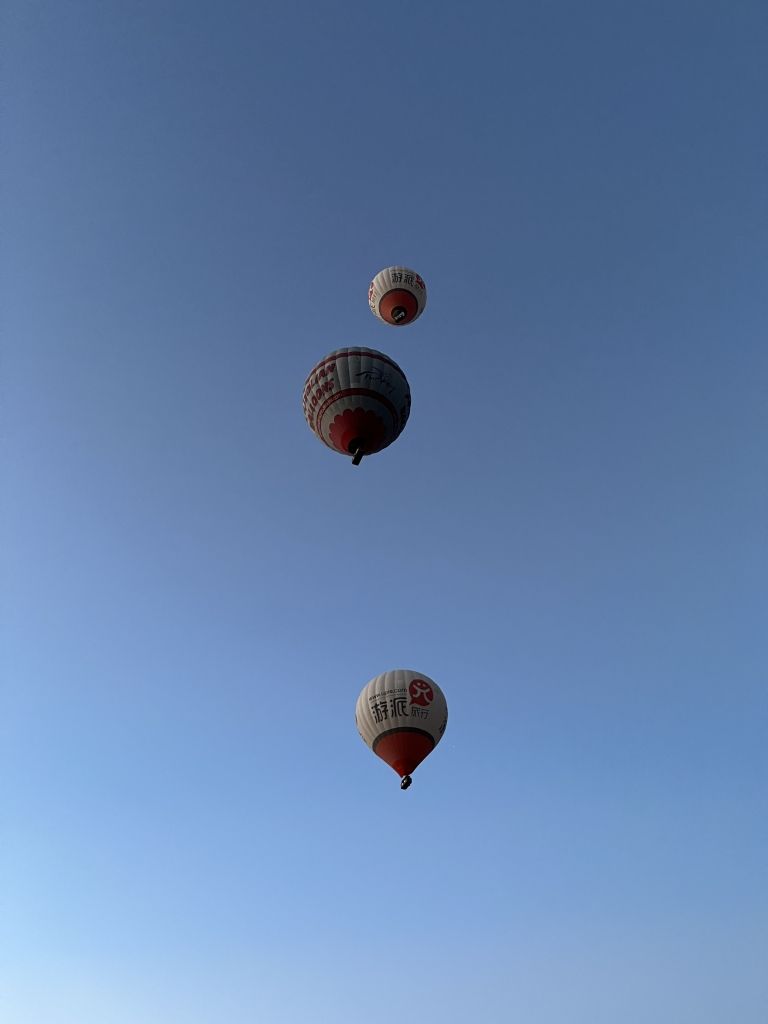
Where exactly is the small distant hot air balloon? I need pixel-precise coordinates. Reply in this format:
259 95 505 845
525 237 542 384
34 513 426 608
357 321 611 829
368 266 427 326
302 347 410 465
356 669 447 789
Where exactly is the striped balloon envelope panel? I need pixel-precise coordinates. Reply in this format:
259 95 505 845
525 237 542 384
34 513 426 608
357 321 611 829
302 347 411 465
368 266 427 326
355 669 448 789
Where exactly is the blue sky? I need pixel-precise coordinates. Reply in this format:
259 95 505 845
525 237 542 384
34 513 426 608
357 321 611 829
2 2 767 1021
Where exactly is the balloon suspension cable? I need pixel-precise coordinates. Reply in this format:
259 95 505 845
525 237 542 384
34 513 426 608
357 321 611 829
351 447 364 466
400 775 412 791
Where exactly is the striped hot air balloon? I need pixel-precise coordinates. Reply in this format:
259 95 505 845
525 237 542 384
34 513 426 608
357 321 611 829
302 347 411 465
368 266 427 326
356 670 448 789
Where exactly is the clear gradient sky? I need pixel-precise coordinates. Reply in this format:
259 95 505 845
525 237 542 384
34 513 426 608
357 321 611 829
2 2 767 1022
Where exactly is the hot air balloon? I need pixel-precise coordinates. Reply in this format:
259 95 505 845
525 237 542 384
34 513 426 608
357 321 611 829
368 266 427 326
302 347 411 465
355 669 447 789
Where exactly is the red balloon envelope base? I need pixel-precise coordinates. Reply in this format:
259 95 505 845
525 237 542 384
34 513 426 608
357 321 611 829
329 407 388 456
378 289 419 325
373 728 435 778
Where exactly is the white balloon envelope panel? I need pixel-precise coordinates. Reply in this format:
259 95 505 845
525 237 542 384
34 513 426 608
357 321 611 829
368 266 427 326
302 347 411 464
356 670 447 788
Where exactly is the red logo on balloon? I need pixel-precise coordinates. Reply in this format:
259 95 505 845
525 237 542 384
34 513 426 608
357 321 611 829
409 679 434 707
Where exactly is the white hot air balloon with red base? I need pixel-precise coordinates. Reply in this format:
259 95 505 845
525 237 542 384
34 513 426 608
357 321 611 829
368 266 427 327
303 347 411 465
356 670 447 789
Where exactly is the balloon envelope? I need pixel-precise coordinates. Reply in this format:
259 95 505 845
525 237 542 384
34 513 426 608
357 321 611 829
368 266 427 326
302 347 411 462
356 669 448 781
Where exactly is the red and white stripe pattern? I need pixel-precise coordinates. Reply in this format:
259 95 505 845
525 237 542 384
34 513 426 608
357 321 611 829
302 347 411 459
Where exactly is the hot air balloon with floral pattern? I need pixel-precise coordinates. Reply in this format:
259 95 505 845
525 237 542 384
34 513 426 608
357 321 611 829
302 347 411 465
